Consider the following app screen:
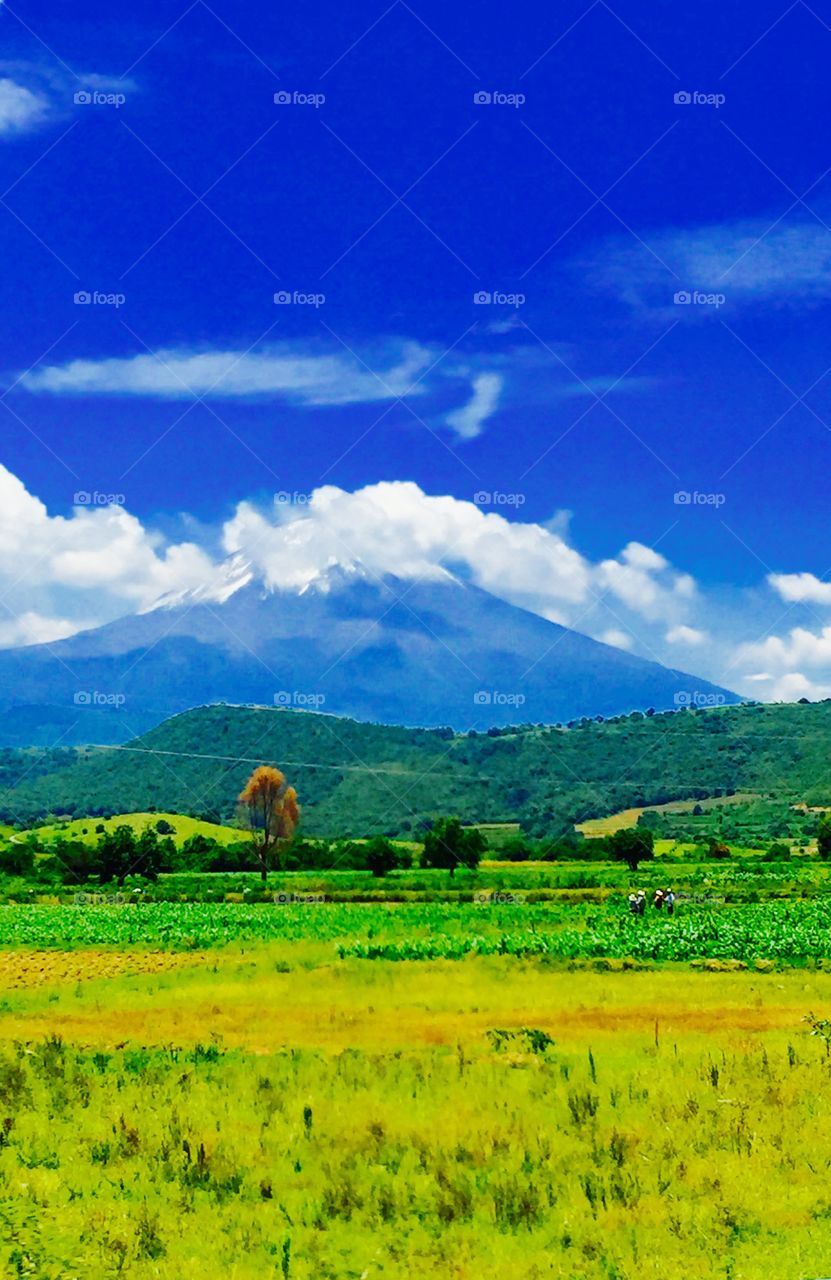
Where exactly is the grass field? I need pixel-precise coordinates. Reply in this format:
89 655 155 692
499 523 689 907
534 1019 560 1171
577 793 762 837
0 840 829 1275
21 811 249 847
0 946 831 1277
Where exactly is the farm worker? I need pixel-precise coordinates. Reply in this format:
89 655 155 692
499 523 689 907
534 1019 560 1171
665 889 676 916
628 892 638 916
653 888 664 910
636 891 646 916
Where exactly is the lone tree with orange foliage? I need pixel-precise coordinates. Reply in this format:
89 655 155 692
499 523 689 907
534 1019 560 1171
238 766 300 881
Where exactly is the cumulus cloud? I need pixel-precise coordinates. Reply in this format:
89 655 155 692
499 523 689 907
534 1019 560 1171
0 469 729 690
0 464 223 648
598 628 633 650
666 624 708 646
222 481 707 666
738 626 831 671
769 571 831 605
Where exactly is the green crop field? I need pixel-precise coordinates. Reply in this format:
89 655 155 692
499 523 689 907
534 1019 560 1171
0 770 830 1277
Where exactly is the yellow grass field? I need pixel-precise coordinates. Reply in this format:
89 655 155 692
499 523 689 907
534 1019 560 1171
23 812 248 847
1 945 831 1277
577 793 762 837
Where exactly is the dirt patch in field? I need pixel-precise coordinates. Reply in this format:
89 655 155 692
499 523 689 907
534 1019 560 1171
0 949 209 989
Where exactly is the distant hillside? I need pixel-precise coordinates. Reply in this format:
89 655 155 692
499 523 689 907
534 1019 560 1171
2 700 831 837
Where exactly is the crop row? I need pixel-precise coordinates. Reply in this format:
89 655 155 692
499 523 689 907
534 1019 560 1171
1 899 831 963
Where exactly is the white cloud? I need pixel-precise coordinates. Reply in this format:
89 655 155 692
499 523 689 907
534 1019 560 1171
0 78 48 135
0 470 728 693
19 342 510 441
0 464 223 648
589 220 831 310
769 571 831 604
21 343 435 405
444 372 503 440
0 610 78 648
666 624 707 646
223 480 594 611
738 625 831 671
766 672 831 702
598 628 632 650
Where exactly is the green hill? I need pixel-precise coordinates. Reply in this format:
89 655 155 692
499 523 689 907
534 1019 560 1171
25 812 248 848
1 700 831 838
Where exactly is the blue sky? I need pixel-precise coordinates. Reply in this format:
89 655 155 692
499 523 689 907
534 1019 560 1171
2 0 831 699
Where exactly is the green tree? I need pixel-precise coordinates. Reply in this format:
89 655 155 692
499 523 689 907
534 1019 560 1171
422 818 486 877
365 836 405 878
97 825 138 886
818 814 831 859
134 828 163 881
605 827 655 873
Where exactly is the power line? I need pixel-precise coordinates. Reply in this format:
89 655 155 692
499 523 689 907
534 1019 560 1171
87 743 493 780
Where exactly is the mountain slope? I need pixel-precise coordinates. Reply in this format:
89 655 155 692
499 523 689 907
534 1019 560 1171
1 698 829 836
0 571 736 745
